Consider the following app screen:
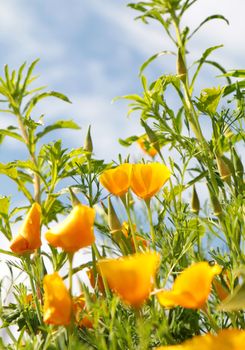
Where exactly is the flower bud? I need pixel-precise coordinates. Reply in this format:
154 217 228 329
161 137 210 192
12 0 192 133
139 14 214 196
233 148 244 177
84 125 93 154
216 155 231 182
191 185 200 214
176 49 186 82
108 197 122 234
210 193 222 216
69 187 80 207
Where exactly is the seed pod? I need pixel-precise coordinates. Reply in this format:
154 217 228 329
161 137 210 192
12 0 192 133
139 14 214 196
108 197 122 234
233 148 244 178
210 192 222 216
84 125 93 154
176 49 186 82
69 187 80 207
216 155 231 182
191 185 200 214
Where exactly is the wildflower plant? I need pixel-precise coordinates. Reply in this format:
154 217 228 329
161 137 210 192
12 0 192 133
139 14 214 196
0 0 244 349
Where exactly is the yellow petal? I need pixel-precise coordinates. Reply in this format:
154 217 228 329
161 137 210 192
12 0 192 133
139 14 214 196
98 252 160 307
45 204 95 253
157 262 221 309
43 272 72 325
10 203 41 254
99 163 132 196
131 163 171 199
155 329 245 350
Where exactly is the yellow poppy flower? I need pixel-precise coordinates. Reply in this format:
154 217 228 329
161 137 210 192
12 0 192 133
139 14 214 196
45 204 95 253
131 163 171 200
73 294 93 329
43 272 72 325
121 221 148 252
137 135 158 158
10 203 42 254
97 252 160 307
156 329 245 350
157 262 221 309
99 163 132 196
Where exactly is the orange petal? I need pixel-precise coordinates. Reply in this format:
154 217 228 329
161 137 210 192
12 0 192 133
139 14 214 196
157 262 221 309
155 329 245 350
99 163 132 196
98 252 160 307
131 163 171 199
45 204 95 253
43 272 72 325
10 203 41 254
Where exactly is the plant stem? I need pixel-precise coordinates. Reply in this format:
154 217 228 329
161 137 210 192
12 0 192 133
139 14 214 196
145 199 156 249
121 193 138 253
24 256 43 326
68 253 74 296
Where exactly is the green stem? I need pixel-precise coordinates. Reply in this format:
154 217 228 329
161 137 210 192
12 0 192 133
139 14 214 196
121 193 138 253
68 253 74 296
145 199 156 249
24 256 43 326
92 243 110 297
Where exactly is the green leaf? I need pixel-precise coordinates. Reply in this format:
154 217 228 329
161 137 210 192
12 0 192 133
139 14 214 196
0 129 24 143
0 196 10 216
24 91 72 117
223 80 245 97
218 282 245 311
190 45 223 89
118 135 139 147
36 120 81 140
188 15 229 40
220 69 245 78
196 86 224 115
0 163 18 178
139 50 175 76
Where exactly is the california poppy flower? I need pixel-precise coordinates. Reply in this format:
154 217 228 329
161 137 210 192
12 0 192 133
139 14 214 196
97 252 160 307
10 203 42 254
137 135 158 158
121 222 148 252
87 268 105 293
157 262 221 309
99 163 132 196
45 204 95 253
156 329 245 350
43 272 72 325
131 163 171 200
73 294 93 329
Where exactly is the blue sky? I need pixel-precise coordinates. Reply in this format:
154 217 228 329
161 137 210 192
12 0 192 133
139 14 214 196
0 0 244 163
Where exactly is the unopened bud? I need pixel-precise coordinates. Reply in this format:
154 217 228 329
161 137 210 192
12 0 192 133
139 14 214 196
176 49 186 82
233 148 244 177
191 185 200 214
69 187 80 207
216 155 231 182
210 193 222 216
108 197 122 234
84 125 93 154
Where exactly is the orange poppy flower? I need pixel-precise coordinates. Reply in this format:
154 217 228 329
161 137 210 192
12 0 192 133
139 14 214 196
99 163 132 196
157 262 221 309
45 204 95 253
73 295 93 329
43 272 72 326
137 135 158 158
97 252 160 307
10 203 42 254
131 163 171 200
156 329 245 350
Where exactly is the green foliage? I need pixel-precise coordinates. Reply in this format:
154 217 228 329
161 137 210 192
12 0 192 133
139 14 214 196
0 0 244 349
